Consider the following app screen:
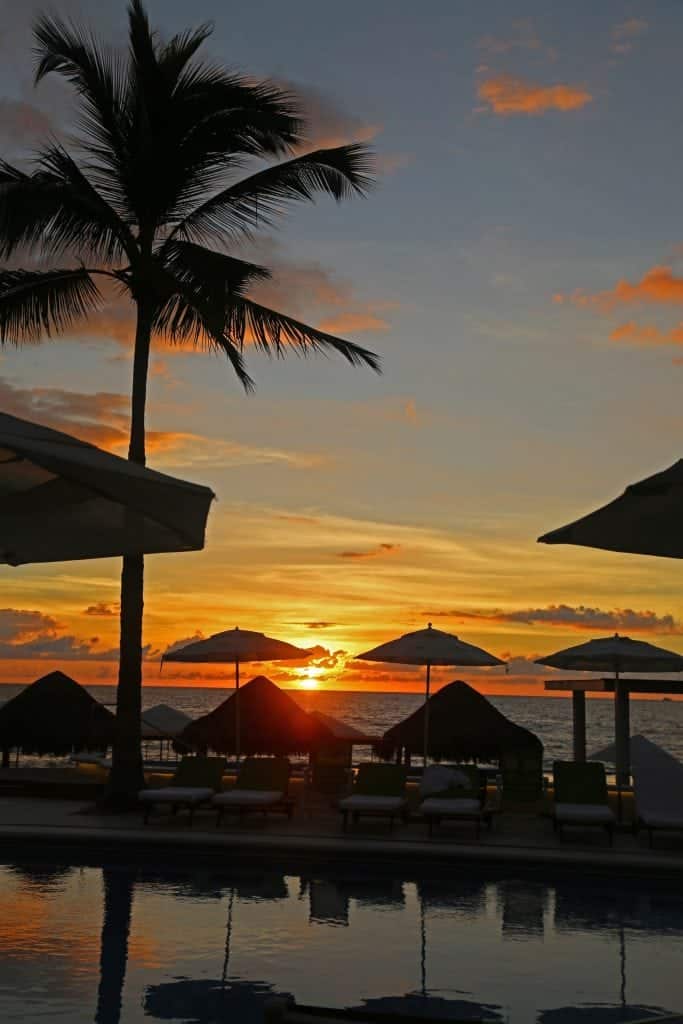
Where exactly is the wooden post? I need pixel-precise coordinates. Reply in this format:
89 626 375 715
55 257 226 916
614 678 630 789
572 691 587 762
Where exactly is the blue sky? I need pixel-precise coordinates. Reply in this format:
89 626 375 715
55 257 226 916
1 0 683 691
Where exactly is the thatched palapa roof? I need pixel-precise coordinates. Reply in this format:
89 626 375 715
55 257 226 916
0 671 115 756
181 675 334 755
377 680 542 762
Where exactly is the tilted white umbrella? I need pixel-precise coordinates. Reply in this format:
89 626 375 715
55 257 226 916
161 628 311 760
536 635 683 785
141 704 193 739
356 623 505 766
538 459 683 559
0 412 214 563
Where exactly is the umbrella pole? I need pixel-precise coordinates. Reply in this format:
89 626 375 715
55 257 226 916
235 660 241 765
423 663 431 769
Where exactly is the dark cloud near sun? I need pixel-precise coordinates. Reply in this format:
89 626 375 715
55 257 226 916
338 543 401 560
423 604 679 634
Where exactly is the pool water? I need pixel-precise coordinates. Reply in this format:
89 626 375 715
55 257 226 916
0 856 681 1023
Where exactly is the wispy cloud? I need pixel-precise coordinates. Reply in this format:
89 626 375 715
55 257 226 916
610 322 683 347
559 266 683 311
423 604 679 634
338 543 401 560
317 308 392 335
83 602 119 617
477 74 592 115
610 17 648 56
478 20 554 59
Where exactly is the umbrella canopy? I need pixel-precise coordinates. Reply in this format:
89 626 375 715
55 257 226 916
140 704 192 740
377 680 541 763
538 458 683 559
0 412 214 564
357 624 505 766
181 675 334 756
535 634 683 675
0 670 114 756
589 733 683 772
357 624 506 668
162 628 309 666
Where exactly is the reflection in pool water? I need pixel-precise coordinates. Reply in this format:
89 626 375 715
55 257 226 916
0 858 681 1023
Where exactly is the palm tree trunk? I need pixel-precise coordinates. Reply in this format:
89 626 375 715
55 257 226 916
104 301 153 805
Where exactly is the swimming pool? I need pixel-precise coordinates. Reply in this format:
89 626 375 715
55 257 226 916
0 855 681 1023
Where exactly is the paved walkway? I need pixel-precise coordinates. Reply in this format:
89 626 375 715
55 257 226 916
1 791 682 876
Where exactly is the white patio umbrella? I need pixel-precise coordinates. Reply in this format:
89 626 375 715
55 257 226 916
536 635 683 785
355 623 505 767
538 458 683 559
161 628 311 760
0 412 214 563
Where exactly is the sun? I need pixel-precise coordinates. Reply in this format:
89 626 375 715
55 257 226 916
298 665 323 690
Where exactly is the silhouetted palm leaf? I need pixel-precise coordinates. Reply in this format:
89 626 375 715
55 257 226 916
0 268 101 342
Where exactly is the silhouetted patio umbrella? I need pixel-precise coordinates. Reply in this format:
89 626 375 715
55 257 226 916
536 635 683 786
165 632 311 759
538 458 683 560
357 625 506 766
0 412 214 563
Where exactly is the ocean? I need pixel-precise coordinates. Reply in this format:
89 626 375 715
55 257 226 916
2 683 682 769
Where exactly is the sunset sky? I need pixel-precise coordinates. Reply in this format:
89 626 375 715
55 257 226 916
1 1 683 694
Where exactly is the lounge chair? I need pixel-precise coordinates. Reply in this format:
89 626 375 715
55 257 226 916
212 756 292 823
552 760 615 844
632 744 683 847
418 764 488 837
139 756 225 825
338 763 407 831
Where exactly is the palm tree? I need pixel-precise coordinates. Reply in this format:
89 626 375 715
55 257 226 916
0 0 379 804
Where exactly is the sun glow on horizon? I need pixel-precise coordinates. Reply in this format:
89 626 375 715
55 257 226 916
297 665 324 689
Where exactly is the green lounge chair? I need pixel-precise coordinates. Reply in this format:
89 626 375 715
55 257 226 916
418 764 488 838
139 756 226 825
552 760 615 844
338 763 407 831
212 757 292 823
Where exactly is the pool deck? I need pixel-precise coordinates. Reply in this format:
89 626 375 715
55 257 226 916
1 788 682 877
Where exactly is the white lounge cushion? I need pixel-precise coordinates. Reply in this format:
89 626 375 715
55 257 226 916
338 795 405 813
213 789 283 807
138 786 214 804
419 766 473 798
555 802 615 824
420 797 481 816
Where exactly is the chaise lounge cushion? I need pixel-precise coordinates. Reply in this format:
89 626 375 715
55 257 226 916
213 789 283 807
139 786 214 805
338 794 405 813
555 802 615 824
420 797 482 816
638 811 683 829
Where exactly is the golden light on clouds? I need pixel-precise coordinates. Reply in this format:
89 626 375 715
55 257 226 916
477 74 592 115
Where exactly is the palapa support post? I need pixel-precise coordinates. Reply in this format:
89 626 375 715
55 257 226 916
572 690 587 762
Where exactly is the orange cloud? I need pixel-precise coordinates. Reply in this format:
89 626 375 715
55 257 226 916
84 602 120 617
477 74 592 115
565 266 683 311
610 321 683 346
338 543 400 560
317 310 390 334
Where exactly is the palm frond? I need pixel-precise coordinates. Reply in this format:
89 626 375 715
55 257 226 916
228 297 381 371
172 143 374 243
159 23 214 84
33 13 126 180
153 290 255 391
0 152 133 262
162 240 271 294
0 268 101 343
